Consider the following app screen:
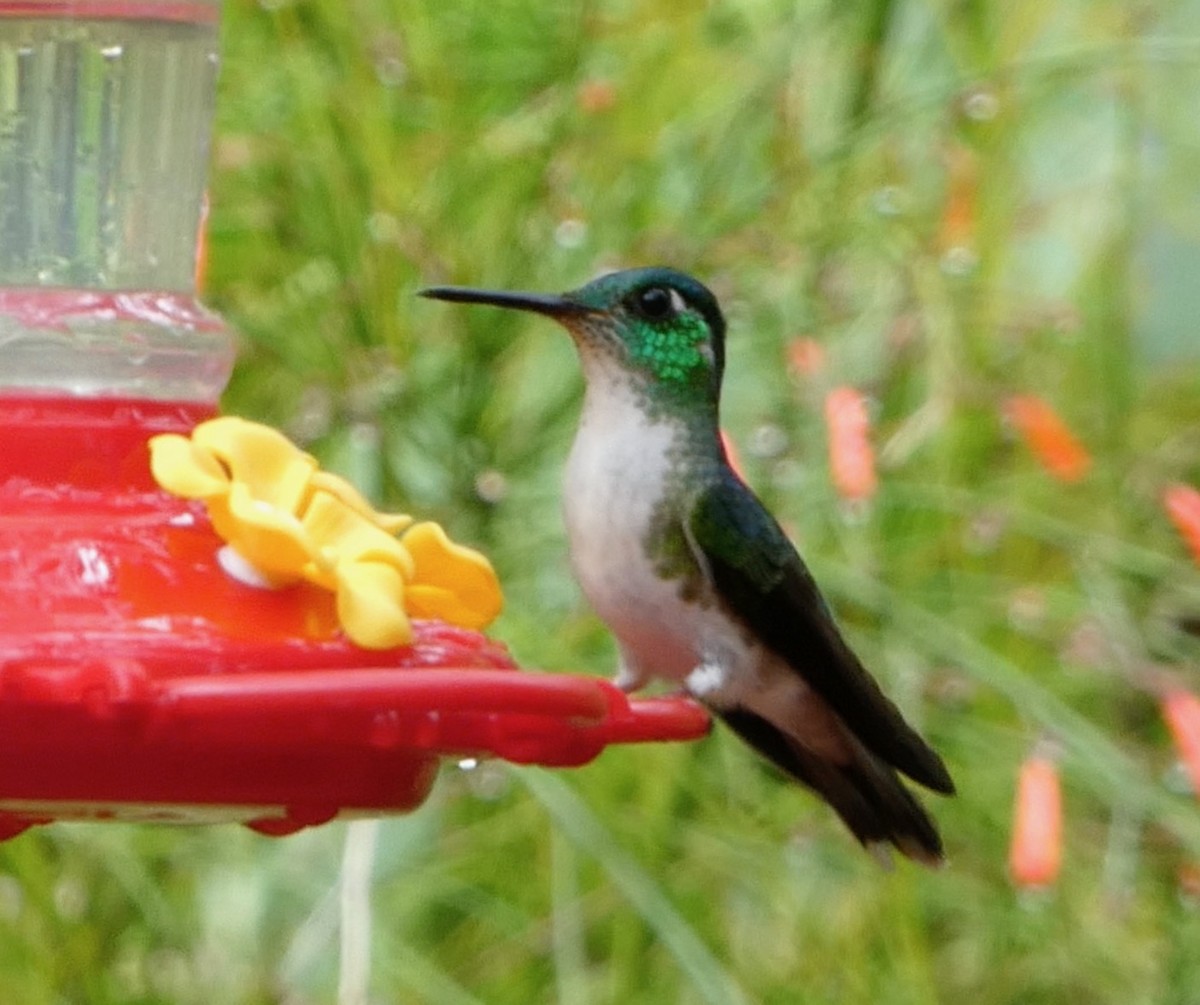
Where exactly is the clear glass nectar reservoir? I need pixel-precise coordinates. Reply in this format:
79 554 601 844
0 0 232 399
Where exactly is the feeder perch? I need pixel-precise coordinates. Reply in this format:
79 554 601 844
0 0 709 839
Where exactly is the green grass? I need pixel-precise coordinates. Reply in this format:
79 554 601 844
3 1 1200 1002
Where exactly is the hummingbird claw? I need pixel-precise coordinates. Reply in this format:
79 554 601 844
684 661 732 705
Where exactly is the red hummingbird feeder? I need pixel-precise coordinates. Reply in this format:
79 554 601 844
0 0 708 840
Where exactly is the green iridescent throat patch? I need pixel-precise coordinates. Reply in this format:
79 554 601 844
628 314 709 384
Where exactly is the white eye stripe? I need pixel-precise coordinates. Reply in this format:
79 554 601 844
668 288 687 314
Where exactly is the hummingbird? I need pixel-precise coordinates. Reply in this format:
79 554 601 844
421 268 954 864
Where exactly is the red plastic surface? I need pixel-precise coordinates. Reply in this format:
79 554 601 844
0 396 710 838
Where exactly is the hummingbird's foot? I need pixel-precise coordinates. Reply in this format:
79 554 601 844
684 661 735 709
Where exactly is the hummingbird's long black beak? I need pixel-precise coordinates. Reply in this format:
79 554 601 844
418 285 592 318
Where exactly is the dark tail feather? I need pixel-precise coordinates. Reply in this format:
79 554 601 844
720 708 945 866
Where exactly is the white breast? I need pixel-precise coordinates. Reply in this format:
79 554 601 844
562 369 746 684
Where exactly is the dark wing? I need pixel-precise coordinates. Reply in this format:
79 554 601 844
686 473 954 794
719 708 945 864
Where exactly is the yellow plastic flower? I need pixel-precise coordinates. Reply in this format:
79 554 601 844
149 416 502 649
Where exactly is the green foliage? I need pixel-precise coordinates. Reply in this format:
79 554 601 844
3 0 1199 1002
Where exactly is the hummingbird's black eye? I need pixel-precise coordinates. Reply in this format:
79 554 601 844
633 286 674 321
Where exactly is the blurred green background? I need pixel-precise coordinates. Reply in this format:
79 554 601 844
8 0 1200 1002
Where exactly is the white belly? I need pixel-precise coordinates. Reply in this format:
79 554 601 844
562 376 748 684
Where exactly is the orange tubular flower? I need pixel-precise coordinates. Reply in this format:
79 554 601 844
1162 689 1200 797
1163 484 1200 566
1009 753 1063 889
938 144 978 253
824 386 877 502
1004 395 1091 483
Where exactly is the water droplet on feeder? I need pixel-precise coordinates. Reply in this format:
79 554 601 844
76 545 112 586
